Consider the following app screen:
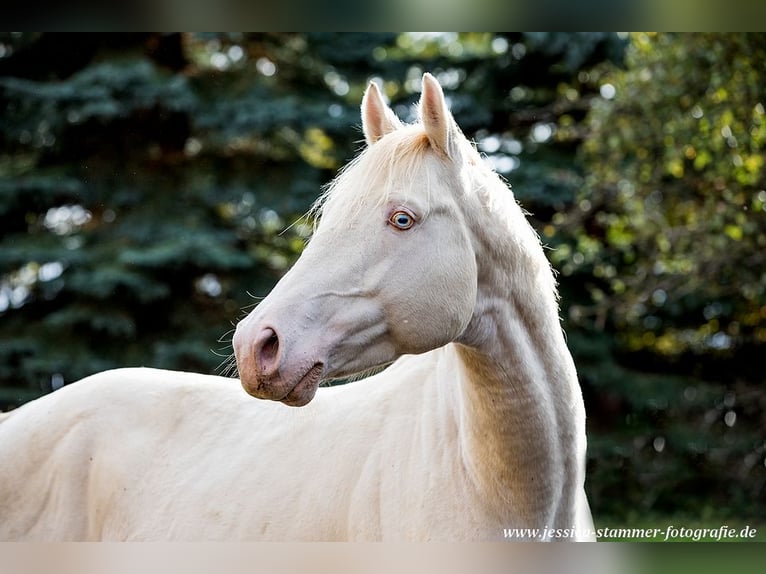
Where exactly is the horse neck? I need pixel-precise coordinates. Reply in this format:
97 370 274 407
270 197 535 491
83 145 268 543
450 169 587 529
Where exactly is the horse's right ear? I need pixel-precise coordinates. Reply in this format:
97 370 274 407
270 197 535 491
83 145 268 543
361 81 402 145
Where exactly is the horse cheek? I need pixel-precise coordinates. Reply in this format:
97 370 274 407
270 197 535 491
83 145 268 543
387 256 475 354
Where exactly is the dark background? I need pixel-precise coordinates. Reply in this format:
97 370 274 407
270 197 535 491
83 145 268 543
1 32 764 534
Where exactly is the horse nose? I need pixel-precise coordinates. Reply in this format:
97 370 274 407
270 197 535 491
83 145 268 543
233 323 282 380
251 327 281 377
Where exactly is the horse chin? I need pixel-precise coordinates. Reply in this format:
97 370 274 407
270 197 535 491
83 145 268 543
240 362 324 407
278 362 324 407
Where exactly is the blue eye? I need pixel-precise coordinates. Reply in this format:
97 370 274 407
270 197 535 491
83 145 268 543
389 210 415 230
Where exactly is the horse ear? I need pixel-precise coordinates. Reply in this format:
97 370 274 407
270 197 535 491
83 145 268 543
361 81 402 145
419 73 460 159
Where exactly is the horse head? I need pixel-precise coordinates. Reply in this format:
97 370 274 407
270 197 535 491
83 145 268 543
233 74 480 406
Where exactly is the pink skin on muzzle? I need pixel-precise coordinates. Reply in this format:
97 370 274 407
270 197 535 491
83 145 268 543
233 321 325 407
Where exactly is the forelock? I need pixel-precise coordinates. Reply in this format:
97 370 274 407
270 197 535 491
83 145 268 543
309 126 437 229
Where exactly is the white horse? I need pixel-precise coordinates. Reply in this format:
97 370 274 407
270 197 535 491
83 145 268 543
0 74 594 541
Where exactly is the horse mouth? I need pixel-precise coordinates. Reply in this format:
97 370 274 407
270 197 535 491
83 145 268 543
280 362 324 407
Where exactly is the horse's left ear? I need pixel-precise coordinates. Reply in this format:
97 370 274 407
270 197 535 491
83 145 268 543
419 73 461 159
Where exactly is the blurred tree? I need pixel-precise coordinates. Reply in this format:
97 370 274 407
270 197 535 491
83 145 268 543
568 33 766 361
0 31 621 403
554 33 766 521
0 33 333 402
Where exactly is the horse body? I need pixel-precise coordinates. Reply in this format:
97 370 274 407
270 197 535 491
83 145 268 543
0 74 594 541
2 357 524 541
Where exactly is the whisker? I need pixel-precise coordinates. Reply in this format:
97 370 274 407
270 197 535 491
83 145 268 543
210 346 231 358
278 212 312 237
318 362 392 388
215 353 239 378
217 328 236 344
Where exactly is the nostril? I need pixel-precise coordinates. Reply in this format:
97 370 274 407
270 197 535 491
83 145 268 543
255 327 280 375
262 332 279 362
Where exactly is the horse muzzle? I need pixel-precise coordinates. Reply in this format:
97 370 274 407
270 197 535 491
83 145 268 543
233 323 325 407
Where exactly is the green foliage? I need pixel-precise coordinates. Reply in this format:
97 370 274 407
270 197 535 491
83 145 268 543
553 33 766 522
566 33 766 358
